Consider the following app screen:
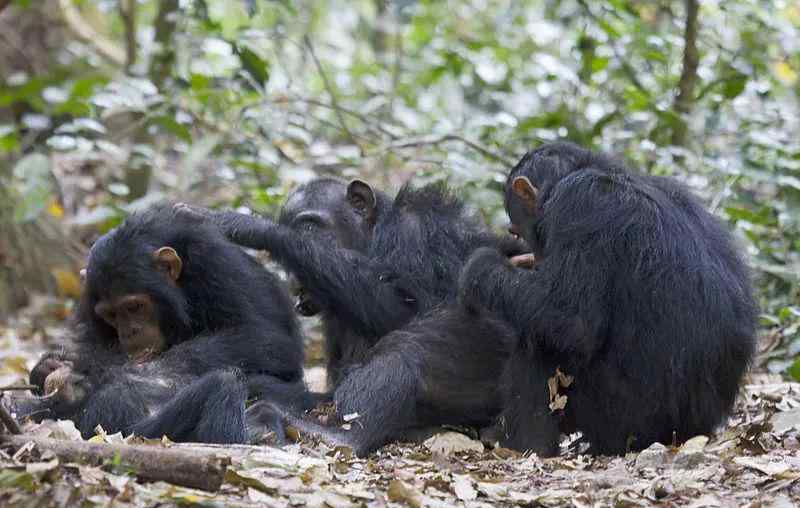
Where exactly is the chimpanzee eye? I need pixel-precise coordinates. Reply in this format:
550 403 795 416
128 302 143 313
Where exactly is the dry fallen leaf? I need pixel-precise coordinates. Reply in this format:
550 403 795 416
388 479 423 508
452 474 477 501
424 431 484 455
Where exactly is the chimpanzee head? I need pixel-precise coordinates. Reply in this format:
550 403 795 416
278 177 391 316
504 142 594 256
279 177 391 252
79 207 194 358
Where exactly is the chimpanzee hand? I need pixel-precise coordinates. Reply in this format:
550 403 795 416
245 400 288 445
458 247 512 313
43 365 91 412
29 353 73 395
173 203 217 222
510 253 536 269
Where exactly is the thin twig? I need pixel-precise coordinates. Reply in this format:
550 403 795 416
303 35 361 151
576 0 648 94
0 400 21 434
275 96 401 140
382 134 515 168
710 174 740 214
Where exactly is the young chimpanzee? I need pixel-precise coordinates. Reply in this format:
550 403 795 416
19 204 307 444
459 142 757 456
177 179 524 455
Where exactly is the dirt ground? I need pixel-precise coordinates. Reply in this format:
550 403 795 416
0 307 798 508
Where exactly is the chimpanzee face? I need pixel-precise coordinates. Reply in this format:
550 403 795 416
94 293 163 358
505 175 542 255
279 178 377 253
88 246 183 359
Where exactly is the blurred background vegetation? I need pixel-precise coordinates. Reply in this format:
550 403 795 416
0 0 797 376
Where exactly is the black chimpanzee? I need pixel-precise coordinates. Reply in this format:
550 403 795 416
459 142 758 456
176 179 525 455
18 204 307 444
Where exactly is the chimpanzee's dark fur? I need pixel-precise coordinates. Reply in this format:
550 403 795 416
460 142 757 455
25 205 307 443
184 179 523 454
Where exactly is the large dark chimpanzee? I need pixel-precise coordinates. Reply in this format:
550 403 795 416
177 179 525 455
459 142 757 456
18 205 307 444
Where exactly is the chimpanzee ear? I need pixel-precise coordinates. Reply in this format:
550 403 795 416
347 179 377 222
153 247 183 282
511 176 539 212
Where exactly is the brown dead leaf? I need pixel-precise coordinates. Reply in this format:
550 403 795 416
51 268 81 298
733 456 800 479
424 431 484 456
388 480 423 508
547 367 574 412
452 474 477 501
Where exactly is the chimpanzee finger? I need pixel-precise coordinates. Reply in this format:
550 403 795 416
510 253 536 269
172 203 214 222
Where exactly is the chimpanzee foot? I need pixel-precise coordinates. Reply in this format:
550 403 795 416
246 401 288 445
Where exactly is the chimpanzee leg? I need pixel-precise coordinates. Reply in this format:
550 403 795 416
131 369 248 444
496 345 560 456
261 348 420 456
271 309 513 456
247 375 315 412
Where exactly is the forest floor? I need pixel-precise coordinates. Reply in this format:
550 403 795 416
0 302 798 508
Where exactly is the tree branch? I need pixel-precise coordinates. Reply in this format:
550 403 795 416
149 0 179 89
383 134 515 168
303 35 361 151
671 0 700 146
576 0 648 94
0 434 231 491
118 0 138 72
58 0 125 66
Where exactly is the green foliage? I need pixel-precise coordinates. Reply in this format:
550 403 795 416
1 0 799 373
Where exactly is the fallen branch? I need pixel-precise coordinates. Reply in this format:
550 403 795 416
0 401 21 434
0 384 37 391
0 435 231 491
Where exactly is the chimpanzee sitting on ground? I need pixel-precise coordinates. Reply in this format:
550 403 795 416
459 142 757 456
16 205 307 444
176 179 525 455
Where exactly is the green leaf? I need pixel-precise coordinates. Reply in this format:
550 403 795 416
722 73 747 99
12 153 53 222
236 45 270 87
788 357 800 382
0 470 36 492
0 124 19 153
207 0 250 38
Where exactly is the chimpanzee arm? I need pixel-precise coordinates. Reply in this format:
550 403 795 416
158 324 305 383
460 247 608 364
193 210 419 338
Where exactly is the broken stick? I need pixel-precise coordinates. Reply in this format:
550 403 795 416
0 435 231 491
0 399 22 434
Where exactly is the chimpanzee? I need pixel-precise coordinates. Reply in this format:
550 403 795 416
18 204 307 444
459 142 758 456
176 179 525 454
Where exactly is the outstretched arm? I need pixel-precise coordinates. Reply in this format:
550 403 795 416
459 247 606 364
176 206 419 337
